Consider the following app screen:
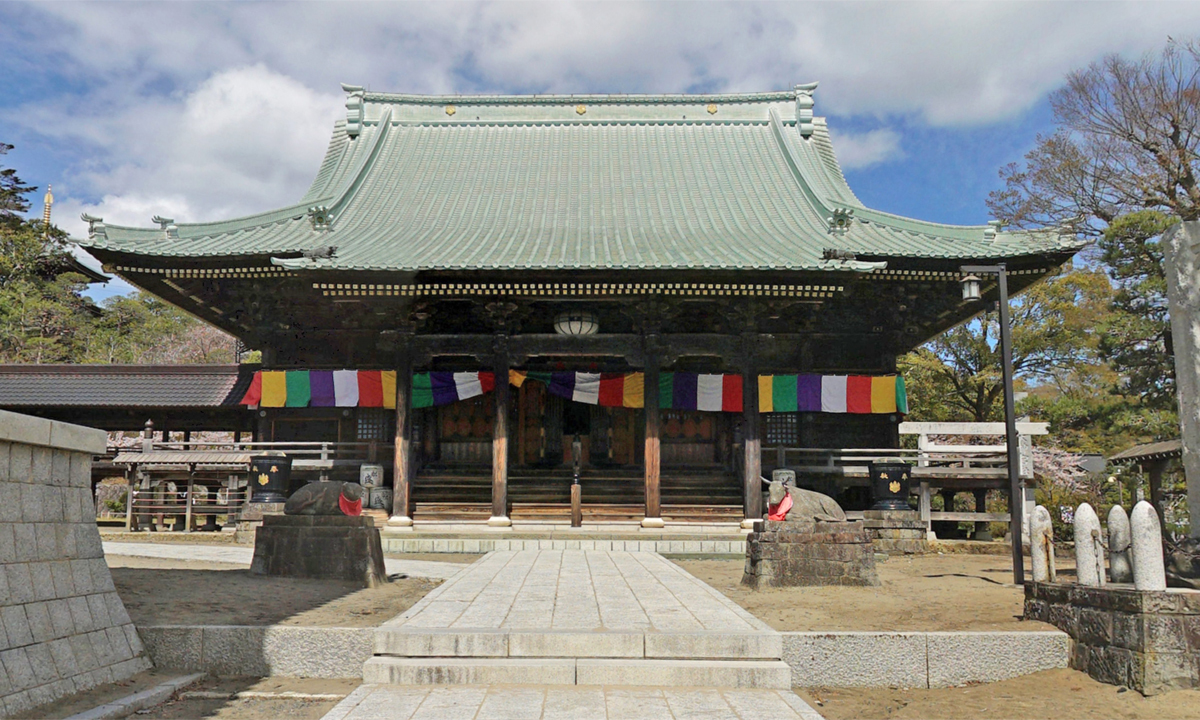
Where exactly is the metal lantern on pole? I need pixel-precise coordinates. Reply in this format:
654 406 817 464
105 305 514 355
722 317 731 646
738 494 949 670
960 274 982 302
961 263 1025 585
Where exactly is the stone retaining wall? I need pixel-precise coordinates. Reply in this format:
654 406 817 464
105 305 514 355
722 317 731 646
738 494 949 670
1025 580 1200 694
139 624 1068 687
0 410 151 716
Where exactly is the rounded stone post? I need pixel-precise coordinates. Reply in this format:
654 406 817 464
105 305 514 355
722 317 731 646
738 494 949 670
1073 503 1105 587
1030 505 1056 583
1130 500 1167 591
1107 505 1133 583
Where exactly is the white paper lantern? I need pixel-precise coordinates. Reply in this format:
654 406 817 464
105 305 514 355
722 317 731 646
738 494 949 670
553 311 599 335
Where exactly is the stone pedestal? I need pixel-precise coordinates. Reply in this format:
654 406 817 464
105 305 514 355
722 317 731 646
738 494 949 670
862 509 928 554
1025 581 1200 695
234 501 285 544
742 520 879 588
250 515 388 587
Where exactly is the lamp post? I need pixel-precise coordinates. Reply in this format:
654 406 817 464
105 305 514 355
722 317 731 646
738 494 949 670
960 263 1025 585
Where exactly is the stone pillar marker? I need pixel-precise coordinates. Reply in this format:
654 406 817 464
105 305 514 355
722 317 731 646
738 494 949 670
1073 502 1105 587
1030 505 1056 583
1107 505 1133 583
1162 220 1200 538
1130 500 1168 591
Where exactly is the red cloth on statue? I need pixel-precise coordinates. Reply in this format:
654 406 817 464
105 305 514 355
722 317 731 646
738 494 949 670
767 492 793 521
338 494 363 516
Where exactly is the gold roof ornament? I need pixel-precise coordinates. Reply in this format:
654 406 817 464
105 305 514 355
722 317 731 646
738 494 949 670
445 105 456 116
707 104 718 114
576 104 586 115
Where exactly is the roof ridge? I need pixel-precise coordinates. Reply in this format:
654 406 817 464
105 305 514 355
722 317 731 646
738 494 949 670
358 89 804 105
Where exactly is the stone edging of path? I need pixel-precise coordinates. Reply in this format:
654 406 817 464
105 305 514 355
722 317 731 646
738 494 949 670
138 626 1068 686
785 630 1069 688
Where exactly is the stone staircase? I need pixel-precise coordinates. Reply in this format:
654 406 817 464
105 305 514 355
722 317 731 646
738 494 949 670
362 550 790 688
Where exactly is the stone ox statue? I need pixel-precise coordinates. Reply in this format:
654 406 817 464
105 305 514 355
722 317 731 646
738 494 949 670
284 481 365 516
766 477 846 523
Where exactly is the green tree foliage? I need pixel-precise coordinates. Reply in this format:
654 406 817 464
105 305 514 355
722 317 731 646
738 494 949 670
1095 210 1177 408
0 143 237 364
0 143 35 225
899 265 1113 423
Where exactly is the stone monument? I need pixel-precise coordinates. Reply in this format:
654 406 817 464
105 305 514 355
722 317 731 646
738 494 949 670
1026 500 1200 695
250 481 388 587
1073 502 1106 587
742 473 879 588
1107 504 1133 583
1029 504 1056 583
1162 220 1200 539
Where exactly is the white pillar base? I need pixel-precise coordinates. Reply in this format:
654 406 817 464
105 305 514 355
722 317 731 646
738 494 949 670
486 516 512 528
641 517 665 529
386 516 414 531
741 518 761 531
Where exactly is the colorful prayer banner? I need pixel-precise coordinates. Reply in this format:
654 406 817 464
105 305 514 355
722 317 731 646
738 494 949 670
239 369 907 414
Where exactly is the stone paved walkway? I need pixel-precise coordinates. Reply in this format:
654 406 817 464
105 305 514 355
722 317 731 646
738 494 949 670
101 541 466 579
389 549 769 632
322 685 825 720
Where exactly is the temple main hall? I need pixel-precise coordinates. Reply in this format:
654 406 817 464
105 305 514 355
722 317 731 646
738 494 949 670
74 83 1079 528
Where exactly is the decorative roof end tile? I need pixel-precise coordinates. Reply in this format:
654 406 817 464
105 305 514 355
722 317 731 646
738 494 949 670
795 82 818 138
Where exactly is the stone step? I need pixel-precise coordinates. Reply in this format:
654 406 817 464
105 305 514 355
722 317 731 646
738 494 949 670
576 659 792 688
373 629 782 660
362 657 577 685
361 657 793 688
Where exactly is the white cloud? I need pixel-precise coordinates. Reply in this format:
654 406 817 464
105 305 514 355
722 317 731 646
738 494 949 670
5 1 1199 242
826 128 903 169
22 64 341 238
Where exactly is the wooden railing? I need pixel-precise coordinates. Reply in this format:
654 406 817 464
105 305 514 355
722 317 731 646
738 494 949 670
761 421 1049 534
110 440 393 470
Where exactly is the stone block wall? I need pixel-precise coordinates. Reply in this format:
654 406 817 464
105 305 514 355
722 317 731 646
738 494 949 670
1025 580 1200 695
743 520 879 588
0 410 150 716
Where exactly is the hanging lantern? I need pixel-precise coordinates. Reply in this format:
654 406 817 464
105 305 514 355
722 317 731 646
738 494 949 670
960 274 982 302
554 311 599 336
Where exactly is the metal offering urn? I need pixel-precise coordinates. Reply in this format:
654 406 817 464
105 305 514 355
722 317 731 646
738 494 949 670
869 458 912 511
249 454 292 504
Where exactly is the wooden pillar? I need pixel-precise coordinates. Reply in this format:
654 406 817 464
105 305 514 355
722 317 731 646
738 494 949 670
389 344 414 528
742 358 762 529
489 335 512 527
642 335 664 528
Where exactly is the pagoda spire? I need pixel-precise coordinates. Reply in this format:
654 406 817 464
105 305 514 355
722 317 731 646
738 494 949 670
42 184 53 238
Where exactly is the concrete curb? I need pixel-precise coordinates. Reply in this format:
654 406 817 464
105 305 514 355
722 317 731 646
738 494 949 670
139 626 374 678
783 631 1069 688
64 673 204 720
140 625 1069 688
381 536 747 555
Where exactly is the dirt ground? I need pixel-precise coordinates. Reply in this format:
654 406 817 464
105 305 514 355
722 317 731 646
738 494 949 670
799 668 1200 719
12 670 175 719
673 553 1060 631
108 556 440 626
137 677 358 720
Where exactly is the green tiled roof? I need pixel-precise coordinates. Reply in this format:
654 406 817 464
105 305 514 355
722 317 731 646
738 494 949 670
77 85 1081 272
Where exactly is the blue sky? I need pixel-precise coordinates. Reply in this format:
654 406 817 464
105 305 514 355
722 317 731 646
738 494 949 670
1 2 1197 301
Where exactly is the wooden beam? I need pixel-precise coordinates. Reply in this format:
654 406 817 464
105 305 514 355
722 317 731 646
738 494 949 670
389 344 414 528
490 336 512 527
642 336 663 528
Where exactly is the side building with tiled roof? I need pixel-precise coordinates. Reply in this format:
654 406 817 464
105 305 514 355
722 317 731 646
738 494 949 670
71 83 1083 527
